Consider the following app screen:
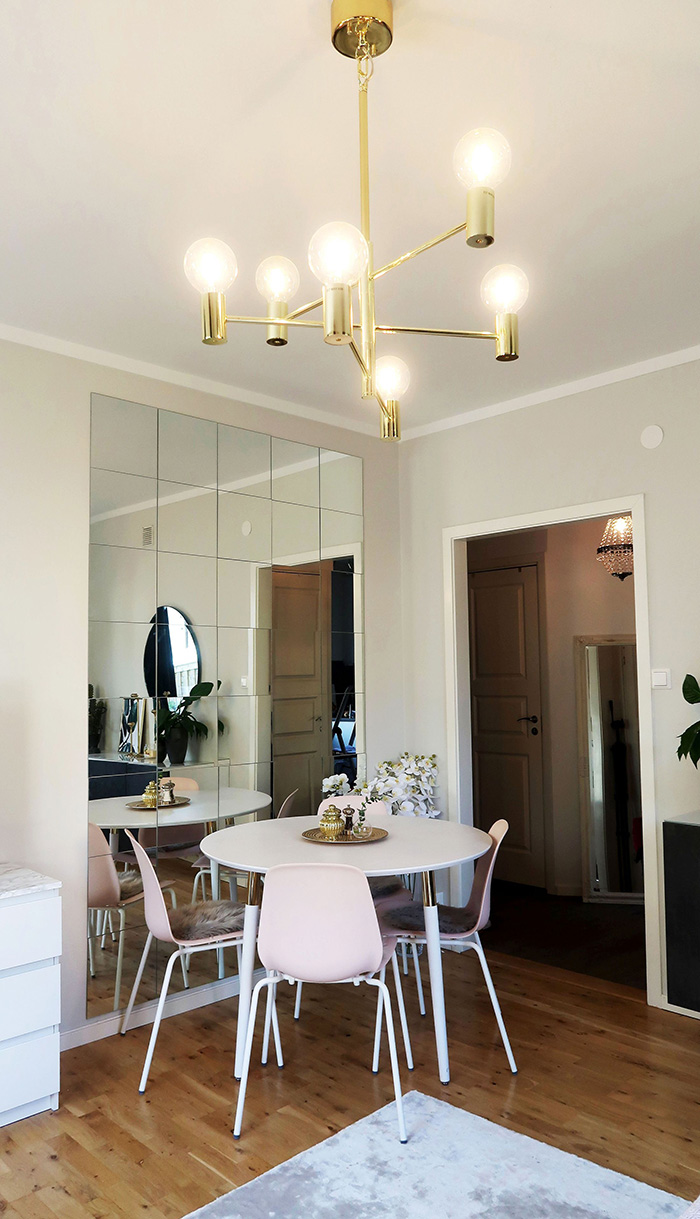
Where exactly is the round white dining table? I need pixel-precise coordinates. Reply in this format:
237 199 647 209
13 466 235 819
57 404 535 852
200 814 491 1085
90 788 272 852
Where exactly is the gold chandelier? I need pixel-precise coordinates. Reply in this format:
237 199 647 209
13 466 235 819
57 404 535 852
596 515 634 581
183 0 529 441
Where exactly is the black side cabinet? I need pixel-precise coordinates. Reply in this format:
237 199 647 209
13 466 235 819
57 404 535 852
663 819 700 1011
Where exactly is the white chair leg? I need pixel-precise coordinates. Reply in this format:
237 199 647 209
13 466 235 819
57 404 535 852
294 980 303 1020
236 943 242 977
179 952 189 989
108 910 116 942
113 908 126 1013
233 977 268 1138
471 934 517 1074
88 924 95 978
261 974 284 1068
411 941 426 1016
391 952 414 1070
370 977 407 1143
227 876 235 900
138 949 180 1093
191 871 201 903
121 932 153 1034
270 983 284 1068
262 973 273 1064
372 965 385 1073
401 942 409 975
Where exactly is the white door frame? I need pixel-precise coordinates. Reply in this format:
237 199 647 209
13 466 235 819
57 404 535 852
442 493 664 1011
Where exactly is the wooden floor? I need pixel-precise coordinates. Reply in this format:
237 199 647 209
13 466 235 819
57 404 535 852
3 950 700 1217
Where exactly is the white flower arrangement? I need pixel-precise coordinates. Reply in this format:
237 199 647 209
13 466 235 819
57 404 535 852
321 772 351 798
321 753 439 818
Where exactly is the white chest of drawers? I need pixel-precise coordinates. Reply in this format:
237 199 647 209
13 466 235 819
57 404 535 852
0 864 61 1127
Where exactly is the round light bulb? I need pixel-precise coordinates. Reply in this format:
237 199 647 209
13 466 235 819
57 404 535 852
375 356 411 401
255 255 300 304
183 238 238 294
480 264 529 314
453 128 511 190
308 222 369 287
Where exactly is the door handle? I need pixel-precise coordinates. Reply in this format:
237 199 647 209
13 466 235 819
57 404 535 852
516 715 538 724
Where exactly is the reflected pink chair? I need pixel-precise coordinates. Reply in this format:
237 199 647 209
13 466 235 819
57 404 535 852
87 822 177 1012
276 788 298 818
234 862 409 1142
119 829 245 1093
379 819 517 1074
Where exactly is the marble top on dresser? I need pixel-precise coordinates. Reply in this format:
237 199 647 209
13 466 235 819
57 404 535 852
0 864 61 900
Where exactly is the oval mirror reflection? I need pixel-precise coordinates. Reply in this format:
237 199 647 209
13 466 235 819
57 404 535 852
144 606 201 698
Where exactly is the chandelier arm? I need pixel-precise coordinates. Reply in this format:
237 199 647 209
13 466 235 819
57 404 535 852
349 338 389 420
225 315 324 329
376 324 496 340
286 296 323 320
371 222 467 281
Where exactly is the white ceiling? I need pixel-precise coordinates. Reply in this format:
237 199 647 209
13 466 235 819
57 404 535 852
1 1 698 435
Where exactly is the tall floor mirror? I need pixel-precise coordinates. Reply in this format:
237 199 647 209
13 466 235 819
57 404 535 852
87 394 365 1018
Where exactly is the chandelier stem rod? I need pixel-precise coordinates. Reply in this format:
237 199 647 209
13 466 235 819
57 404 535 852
357 55 375 397
225 315 324 329
349 339 390 421
372 222 467 280
286 297 323 320
376 324 496 340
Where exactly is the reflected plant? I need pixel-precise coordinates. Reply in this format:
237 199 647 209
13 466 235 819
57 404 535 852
678 674 700 766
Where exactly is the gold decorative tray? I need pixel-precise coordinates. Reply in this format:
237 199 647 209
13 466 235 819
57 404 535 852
302 826 388 846
126 796 191 810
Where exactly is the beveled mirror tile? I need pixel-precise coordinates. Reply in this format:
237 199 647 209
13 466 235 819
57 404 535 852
157 552 217 627
90 469 157 549
158 413 217 488
218 696 272 766
354 633 365 692
163 763 219 794
272 438 319 507
320 450 363 515
89 545 155 623
218 628 270 697
87 703 159 772
218 424 271 497
218 559 272 629
91 395 157 478
354 752 367 785
272 501 320 565
157 482 217 557
88 621 151 699
218 491 271 563
354 693 366 756
321 509 363 570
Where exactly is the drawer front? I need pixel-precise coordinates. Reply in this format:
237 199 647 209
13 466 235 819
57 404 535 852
0 1032 59 1113
0 965 60 1041
0 897 61 970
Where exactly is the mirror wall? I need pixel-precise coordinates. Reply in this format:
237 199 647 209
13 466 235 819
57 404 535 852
87 394 365 1017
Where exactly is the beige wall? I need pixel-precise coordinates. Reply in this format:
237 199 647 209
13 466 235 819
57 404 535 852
469 519 636 894
0 339 404 1035
399 359 700 1006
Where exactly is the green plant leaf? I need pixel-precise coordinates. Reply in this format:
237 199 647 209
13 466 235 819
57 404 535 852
218 719 225 735
189 681 214 700
678 722 700 765
683 674 700 705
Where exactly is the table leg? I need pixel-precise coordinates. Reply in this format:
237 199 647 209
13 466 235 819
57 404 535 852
209 858 224 977
423 870 450 1084
234 871 262 1079
109 828 119 854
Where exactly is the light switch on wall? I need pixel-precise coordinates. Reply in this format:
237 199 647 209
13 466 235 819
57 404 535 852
651 669 672 689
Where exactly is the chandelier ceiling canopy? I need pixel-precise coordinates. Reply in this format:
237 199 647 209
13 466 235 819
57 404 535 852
183 0 529 440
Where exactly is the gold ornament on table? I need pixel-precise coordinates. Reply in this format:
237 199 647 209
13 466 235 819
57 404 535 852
159 779 176 806
182 0 529 442
141 781 159 809
319 804 345 841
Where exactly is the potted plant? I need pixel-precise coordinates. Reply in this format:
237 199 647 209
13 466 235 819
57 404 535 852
678 674 700 766
88 684 107 754
156 681 221 766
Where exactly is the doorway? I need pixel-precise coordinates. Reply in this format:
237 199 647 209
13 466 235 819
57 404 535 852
465 514 646 990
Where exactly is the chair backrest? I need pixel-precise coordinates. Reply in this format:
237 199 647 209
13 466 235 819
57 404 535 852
166 776 199 792
276 789 299 818
465 820 509 933
138 822 205 850
125 830 176 943
88 822 121 908
257 863 384 982
317 793 389 818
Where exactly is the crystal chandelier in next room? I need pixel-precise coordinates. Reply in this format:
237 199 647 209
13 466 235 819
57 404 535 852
183 1 530 440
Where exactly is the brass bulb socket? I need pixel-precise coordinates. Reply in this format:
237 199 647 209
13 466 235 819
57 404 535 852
323 284 353 345
266 299 288 347
381 399 401 441
201 292 227 344
331 0 393 57
466 187 495 249
495 312 519 361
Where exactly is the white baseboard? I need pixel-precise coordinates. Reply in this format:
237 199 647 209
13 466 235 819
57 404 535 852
60 970 265 1051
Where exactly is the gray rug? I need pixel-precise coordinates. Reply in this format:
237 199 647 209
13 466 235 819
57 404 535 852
185 1091 687 1218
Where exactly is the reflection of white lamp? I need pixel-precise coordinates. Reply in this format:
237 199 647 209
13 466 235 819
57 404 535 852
596 516 634 580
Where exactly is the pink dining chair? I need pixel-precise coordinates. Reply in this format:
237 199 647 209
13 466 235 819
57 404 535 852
379 819 517 1074
119 829 246 1093
87 822 177 1012
276 789 299 818
233 862 409 1143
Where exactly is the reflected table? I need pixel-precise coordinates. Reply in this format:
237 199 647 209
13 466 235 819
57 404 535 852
200 815 491 1085
89 788 272 852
